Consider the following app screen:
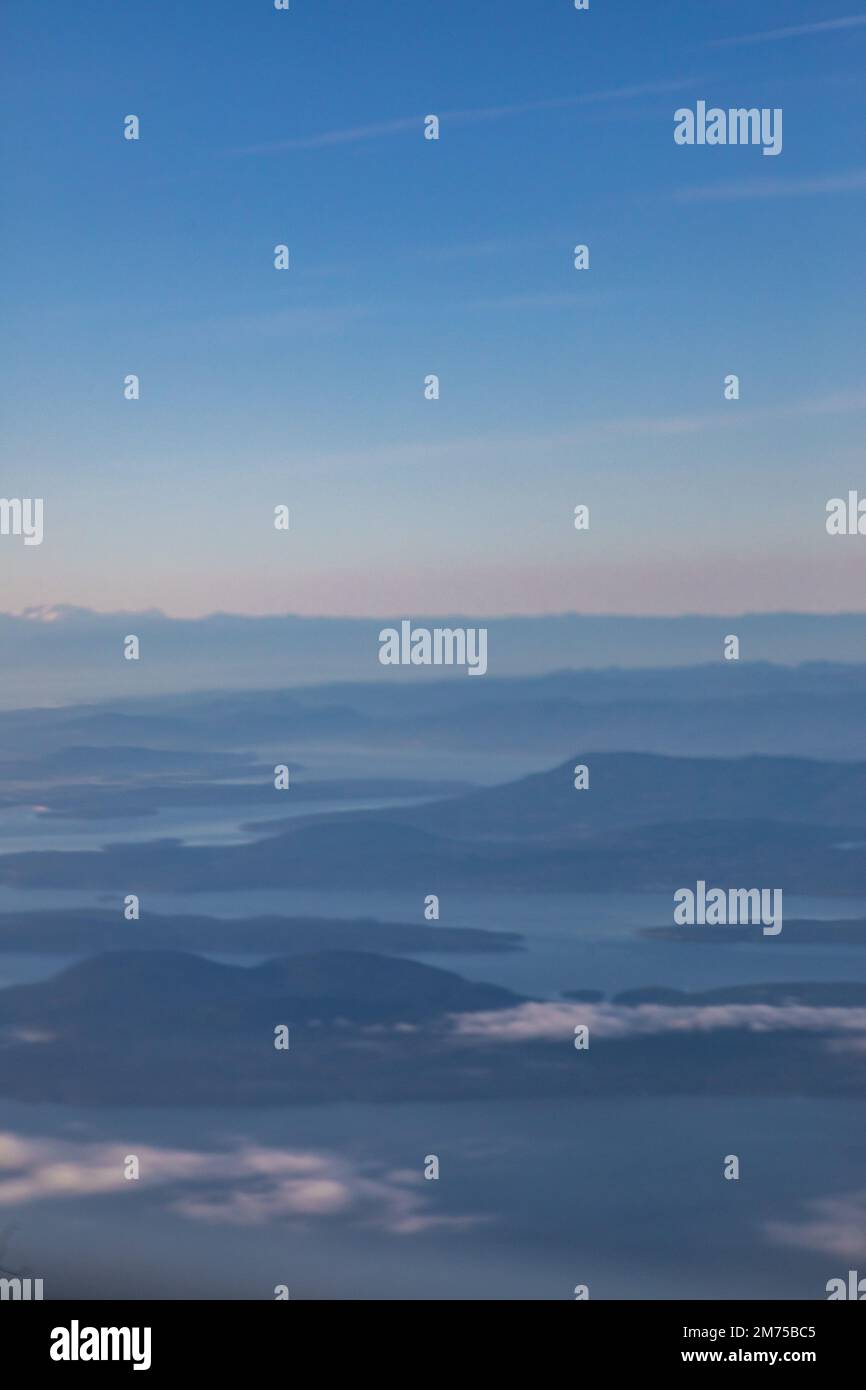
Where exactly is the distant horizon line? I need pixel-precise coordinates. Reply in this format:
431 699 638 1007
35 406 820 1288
8 605 866 625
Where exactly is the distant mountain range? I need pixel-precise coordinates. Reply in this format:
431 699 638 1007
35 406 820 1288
4 660 866 765
357 752 866 840
2 750 865 896
7 607 866 707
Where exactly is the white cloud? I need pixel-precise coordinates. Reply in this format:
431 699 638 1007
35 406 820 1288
450 1001 866 1043
676 171 866 203
0 1132 478 1235
765 1190 866 1259
708 16 866 48
230 78 701 155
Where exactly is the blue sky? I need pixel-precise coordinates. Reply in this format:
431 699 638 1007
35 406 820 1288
2 0 865 616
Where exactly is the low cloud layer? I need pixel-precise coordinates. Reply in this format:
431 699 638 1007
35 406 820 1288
0 1132 474 1236
450 1001 866 1043
765 1190 866 1261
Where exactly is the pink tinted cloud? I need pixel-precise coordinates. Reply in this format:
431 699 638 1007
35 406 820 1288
0 1132 479 1235
765 1191 866 1260
450 1002 866 1043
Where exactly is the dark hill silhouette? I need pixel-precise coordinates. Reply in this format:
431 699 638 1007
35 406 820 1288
390 752 866 841
2 751 866 894
0 951 864 1107
0 907 521 956
0 949 521 1025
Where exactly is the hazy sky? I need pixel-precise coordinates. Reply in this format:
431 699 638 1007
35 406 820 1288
2 0 865 617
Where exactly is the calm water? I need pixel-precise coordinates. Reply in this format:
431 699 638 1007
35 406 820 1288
3 886 866 998
1 794 865 1299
